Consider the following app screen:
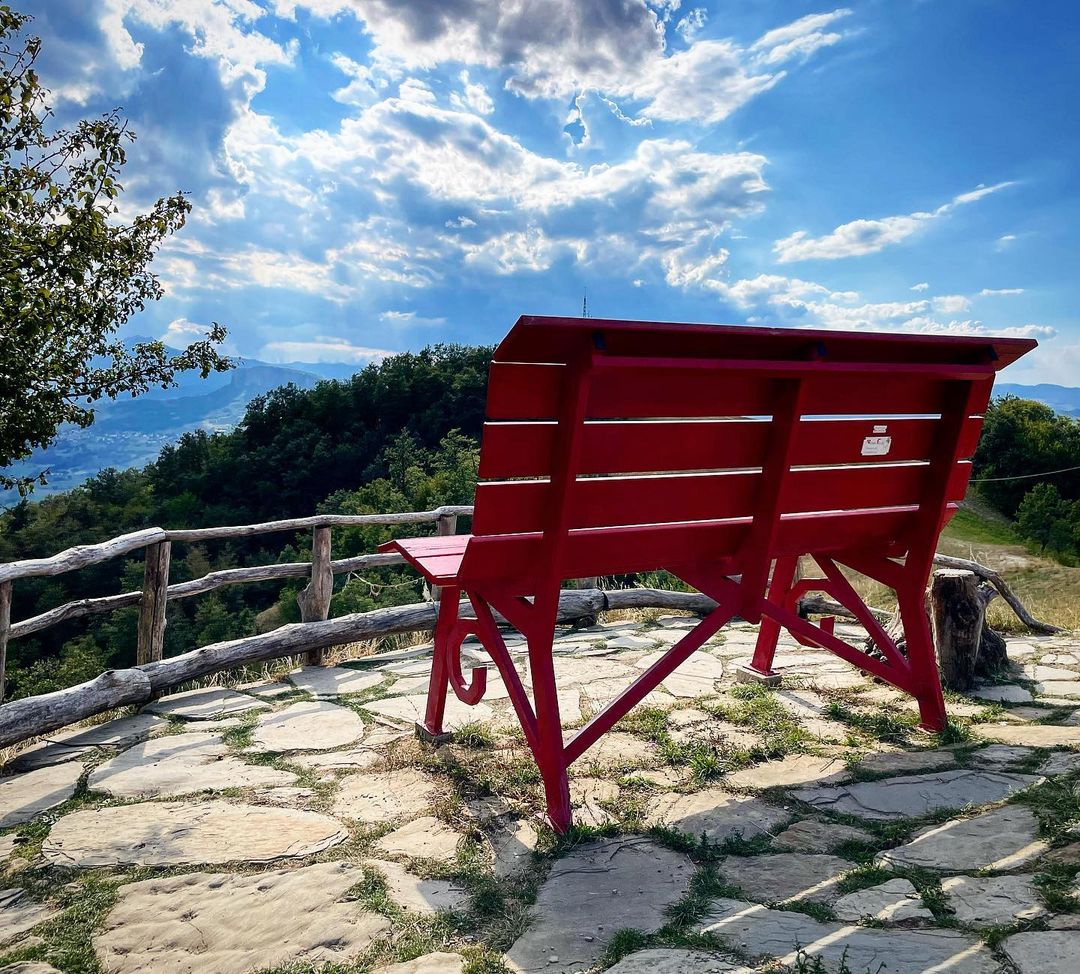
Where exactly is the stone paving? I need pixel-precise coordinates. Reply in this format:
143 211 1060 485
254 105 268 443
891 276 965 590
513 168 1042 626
2 617 1080 972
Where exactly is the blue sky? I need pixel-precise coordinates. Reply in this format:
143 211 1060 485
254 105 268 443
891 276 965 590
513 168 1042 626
30 1 1080 383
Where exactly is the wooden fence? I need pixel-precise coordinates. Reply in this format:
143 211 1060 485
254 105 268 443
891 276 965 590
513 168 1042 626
0 504 1061 750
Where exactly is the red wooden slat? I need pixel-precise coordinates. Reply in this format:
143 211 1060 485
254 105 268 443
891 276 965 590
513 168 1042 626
477 415 984 480
458 505 951 591
485 362 974 423
472 461 971 535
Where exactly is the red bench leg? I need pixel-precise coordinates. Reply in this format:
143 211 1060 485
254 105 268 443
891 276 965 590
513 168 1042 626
898 580 948 732
418 586 458 741
745 555 798 681
526 586 572 832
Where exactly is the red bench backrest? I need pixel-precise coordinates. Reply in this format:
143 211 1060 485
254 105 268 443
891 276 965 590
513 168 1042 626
458 317 1034 592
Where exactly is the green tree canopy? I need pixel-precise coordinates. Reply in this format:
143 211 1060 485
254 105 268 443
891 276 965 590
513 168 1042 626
0 6 231 493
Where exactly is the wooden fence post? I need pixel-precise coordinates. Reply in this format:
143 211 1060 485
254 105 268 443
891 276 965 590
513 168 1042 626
136 541 171 665
430 514 457 603
298 527 334 665
0 580 11 705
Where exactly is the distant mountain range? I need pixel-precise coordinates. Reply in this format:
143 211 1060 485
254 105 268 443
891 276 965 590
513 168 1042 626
996 383 1080 417
3 362 1078 502
4 352 360 498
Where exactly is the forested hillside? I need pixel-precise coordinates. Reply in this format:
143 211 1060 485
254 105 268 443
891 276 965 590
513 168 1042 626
0 344 491 699
4 350 1080 702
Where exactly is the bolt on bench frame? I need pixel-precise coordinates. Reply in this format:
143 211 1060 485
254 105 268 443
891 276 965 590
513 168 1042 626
382 315 1034 831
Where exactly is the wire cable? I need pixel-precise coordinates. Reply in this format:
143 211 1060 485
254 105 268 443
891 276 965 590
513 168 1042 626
969 463 1080 483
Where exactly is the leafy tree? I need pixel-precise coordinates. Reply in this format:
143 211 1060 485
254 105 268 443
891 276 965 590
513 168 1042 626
0 6 232 493
1015 482 1066 552
974 397 1080 516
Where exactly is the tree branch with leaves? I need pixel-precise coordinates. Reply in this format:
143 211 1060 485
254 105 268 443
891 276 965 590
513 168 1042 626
0 5 233 493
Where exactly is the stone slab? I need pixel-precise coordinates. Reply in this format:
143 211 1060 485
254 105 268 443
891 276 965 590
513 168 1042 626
372 816 461 862
487 818 539 878
578 731 658 769
854 749 959 775
700 898 998 973
975 723 1080 747
42 800 347 867
1021 664 1079 682
971 744 1034 769
725 754 849 790
570 777 619 826
363 859 468 914
250 700 365 753
333 768 438 823
635 650 725 698
376 954 464 974
792 769 1040 820
287 665 385 698
942 874 1047 927
772 819 873 853
236 680 294 700
1041 751 1080 776
292 747 382 772
506 838 695 974
0 762 82 828
0 964 63 974
93 861 389 974
363 694 493 731
720 853 852 904
1004 931 1080 974
602 949 752 973
88 733 295 798
144 687 268 720
876 804 1049 872
971 684 1034 703
10 713 166 771
0 888 59 945
648 788 790 842
0 835 19 866
833 878 932 922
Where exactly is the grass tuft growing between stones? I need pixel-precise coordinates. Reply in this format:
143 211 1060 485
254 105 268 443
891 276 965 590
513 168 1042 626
1016 771 1080 839
823 701 919 745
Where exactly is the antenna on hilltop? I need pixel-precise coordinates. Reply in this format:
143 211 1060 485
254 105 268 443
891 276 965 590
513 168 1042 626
582 289 588 318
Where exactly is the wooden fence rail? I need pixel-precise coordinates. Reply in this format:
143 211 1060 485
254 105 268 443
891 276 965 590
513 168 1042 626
0 506 470 702
0 500 1062 736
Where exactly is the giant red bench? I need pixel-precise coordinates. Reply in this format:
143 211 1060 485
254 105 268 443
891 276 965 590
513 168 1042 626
382 315 1035 831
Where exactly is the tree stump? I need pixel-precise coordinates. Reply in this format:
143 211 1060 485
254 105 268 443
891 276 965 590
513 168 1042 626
930 569 986 691
862 571 1008 688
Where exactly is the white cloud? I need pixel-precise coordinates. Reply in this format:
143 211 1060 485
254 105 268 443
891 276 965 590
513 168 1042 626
160 318 210 345
450 71 495 115
910 282 929 292
1008 343 1080 385
104 0 295 94
675 8 707 42
996 234 1017 249
932 294 972 314
330 54 388 106
399 77 437 105
281 2 851 126
261 337 395 363
773 181 1015 262
749 9 851 65
159 239 355 300
379 310 448 326
458 227 581 274
980 287 1024 296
